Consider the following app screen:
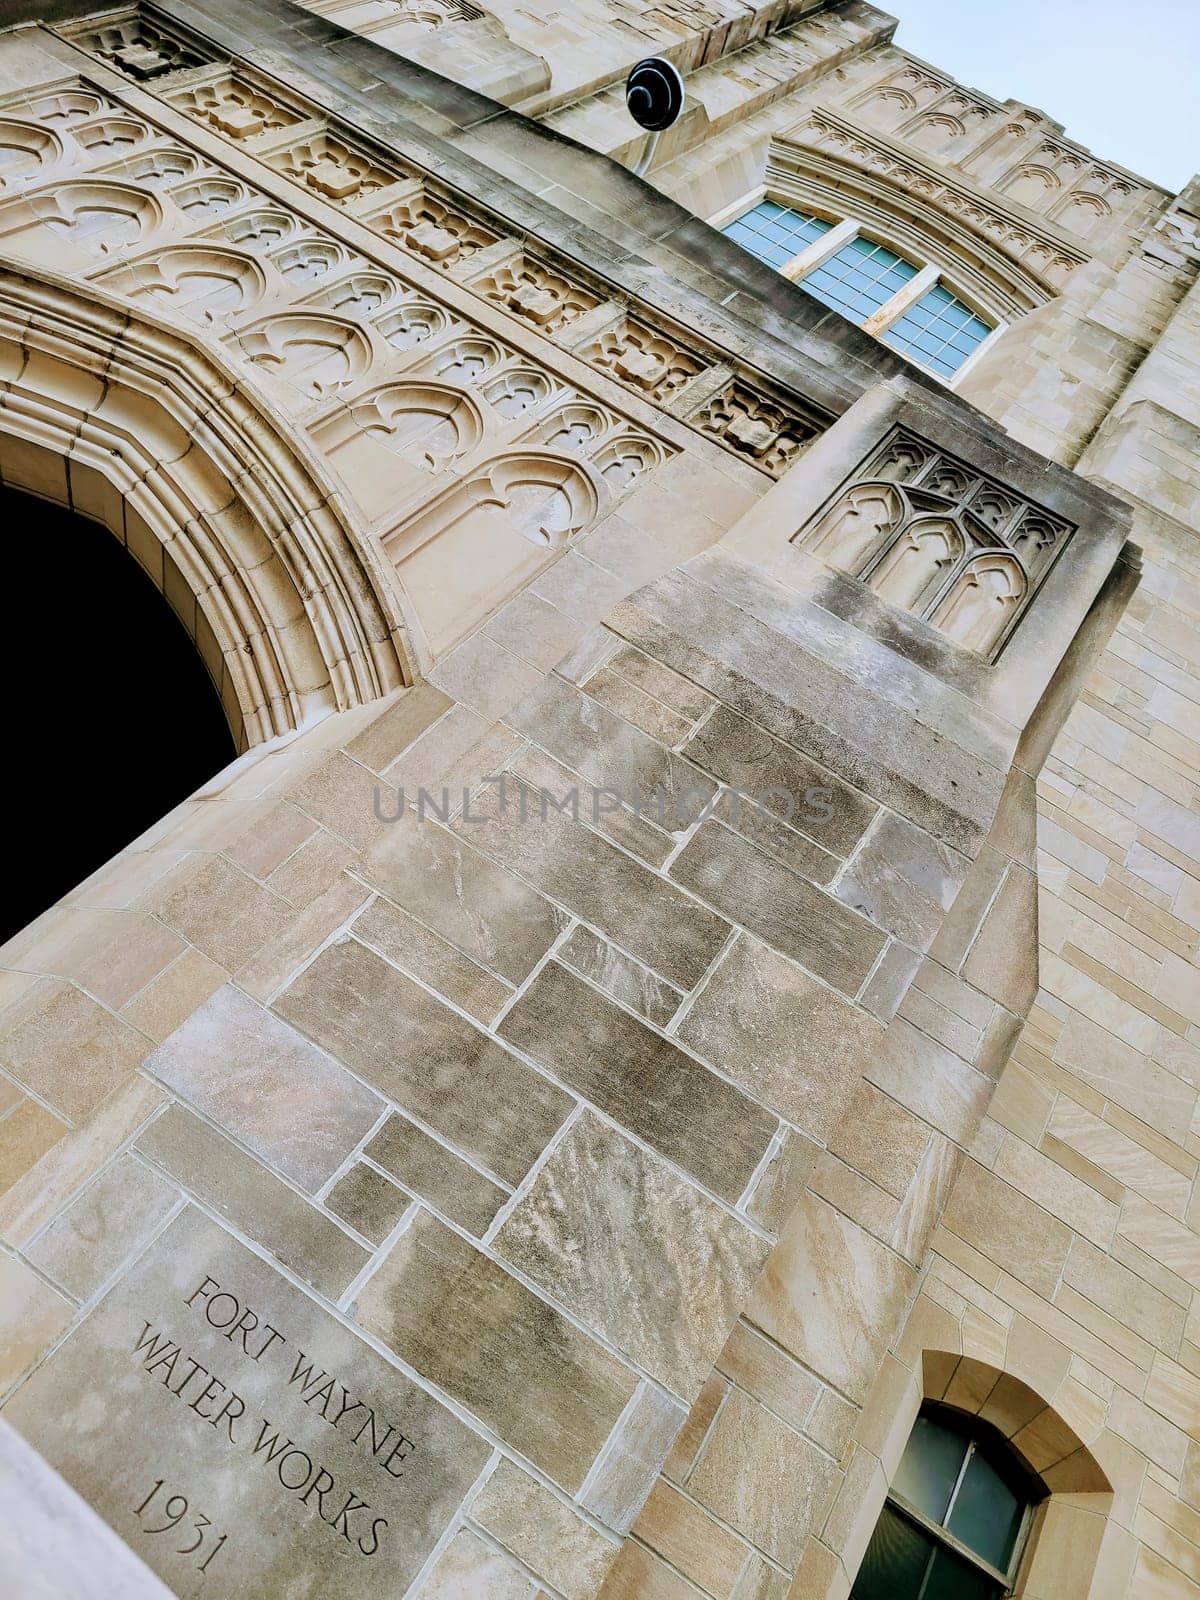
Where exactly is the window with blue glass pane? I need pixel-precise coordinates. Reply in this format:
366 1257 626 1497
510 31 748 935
800 235 919 323
720 200 832 270
883 282 994 378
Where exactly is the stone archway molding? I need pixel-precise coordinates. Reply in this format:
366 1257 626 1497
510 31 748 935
923 1350 1112 1494
0 262 416 746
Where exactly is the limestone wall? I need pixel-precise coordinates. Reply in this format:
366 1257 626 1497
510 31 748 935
0 4 1196 1600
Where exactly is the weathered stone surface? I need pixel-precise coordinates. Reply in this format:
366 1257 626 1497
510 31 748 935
416 1528 535 1599
350 895 510 1025
471 1458 620 1600
0 1077 165 1249
353 1210 640 1494
836 811 969 950
361 813 562 984
558 925 684 1028
827 1081 932 1200
687 1388 837 1568
749 1193 915 1403
274 938 574 1187
0 979 149 1122
146 986 384 1194
0 1098 68 1197
1054 1011 1194 1141
365 1113 508 1236
27 1154 178 1302
670 822 886 993
450 778 731 988
504 674 716 832
137 1107 369 1301
494 1113 769 1396
0 1253 73 1390
941 1158 1075 1298
324 1164 411 1246
961 862 1039 1013
498 961 777 1202
683 703 878 857
6 1209 490 1598
633 1478 750 1598
866 1015 993 1145
676 933 884 1137
143 857 293 974
581 1381 687 1534
0 1419 174 1600
745 1129 821 1236
716 1321 821 1435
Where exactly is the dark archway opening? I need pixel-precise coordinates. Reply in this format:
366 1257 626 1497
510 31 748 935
0 486 237 945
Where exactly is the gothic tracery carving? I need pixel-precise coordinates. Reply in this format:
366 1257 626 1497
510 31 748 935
797 428 1071 656
581 318 707 403
382 453 600 652
95 244 266 322
169 76 304 142
267 132 407 204
232 311 374 399
0 120 62 190
370 190 498 268
695 381 820 476
66 13 213 78
474 254 600 332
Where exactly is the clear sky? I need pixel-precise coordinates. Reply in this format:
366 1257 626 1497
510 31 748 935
888 0 1200 192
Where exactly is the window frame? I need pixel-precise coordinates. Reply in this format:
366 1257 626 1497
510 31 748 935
711 192 1006 386
860 1404 1045 1599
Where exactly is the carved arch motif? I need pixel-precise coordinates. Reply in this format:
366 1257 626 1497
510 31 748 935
312 380 487 521
0 179 162 266
797 429 1072 658
804 481 905 574
109 144 202 189
94 244 268 323
231 311 374 399
382 452 600 655
480 365 555 419
430 335 508 384
921 1352 1110 1495
931 551 1027 655
867 515 964 612
0 119 64 190
0 264 412 742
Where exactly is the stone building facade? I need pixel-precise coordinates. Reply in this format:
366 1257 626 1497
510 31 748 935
0 3 1196 1598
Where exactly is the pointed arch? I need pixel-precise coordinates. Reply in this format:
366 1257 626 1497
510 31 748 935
0 262 414 747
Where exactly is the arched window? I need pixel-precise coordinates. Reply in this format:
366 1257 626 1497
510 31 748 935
852 1404 1043 1599
718 198 997 381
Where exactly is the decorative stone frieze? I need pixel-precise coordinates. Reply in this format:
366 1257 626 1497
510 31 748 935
799 426 1073 656
63 10 214 78
368 189 499 268
474 252 601 332
580 316 708 403
0 119 63 191
266 131 409 204
775 112 1087 298
167 75 305 142
695 380 821 476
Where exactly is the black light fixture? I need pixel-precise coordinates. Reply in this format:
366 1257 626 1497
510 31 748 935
625 56 685 176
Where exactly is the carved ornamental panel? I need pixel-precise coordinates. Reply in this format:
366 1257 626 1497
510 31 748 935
798 427 1073 657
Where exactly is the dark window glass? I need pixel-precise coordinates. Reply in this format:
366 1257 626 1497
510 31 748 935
892 1412 968 1524
851 1504 935 1600
924 1541 1003 1600
851 1408 1039 1600
947 1448 1024 1572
